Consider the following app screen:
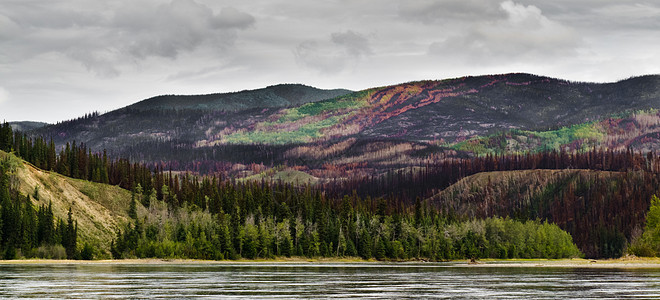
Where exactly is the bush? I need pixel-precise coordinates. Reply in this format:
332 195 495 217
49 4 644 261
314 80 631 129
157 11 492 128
80 243 95 260
33 245 67 260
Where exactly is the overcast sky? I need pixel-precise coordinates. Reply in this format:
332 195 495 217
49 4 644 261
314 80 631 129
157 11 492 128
1 0 658 123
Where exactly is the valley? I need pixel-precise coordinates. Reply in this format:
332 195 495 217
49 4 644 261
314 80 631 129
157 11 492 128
1 73 659 260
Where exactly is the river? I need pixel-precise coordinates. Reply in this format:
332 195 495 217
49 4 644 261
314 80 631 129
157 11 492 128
1 262 659 299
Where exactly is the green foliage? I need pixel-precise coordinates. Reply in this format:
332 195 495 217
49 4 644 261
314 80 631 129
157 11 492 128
451 121 605 155
224 116 346 144
80 242 95 260
111 189 582 261
222 90 369 145
525 122 604 152
279 98 367 123
630 195 660 257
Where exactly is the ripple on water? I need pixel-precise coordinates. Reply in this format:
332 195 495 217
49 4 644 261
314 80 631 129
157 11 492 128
1 263 660 299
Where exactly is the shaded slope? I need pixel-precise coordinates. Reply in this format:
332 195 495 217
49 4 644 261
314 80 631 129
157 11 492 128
32 84 352 155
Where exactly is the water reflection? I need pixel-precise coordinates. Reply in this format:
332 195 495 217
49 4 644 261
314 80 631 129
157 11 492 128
0 263 659 299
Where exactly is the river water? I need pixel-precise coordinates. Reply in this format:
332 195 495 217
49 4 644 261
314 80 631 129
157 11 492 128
1 262 659 299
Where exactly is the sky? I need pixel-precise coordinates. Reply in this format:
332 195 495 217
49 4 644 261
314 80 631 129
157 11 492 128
1 0 659 123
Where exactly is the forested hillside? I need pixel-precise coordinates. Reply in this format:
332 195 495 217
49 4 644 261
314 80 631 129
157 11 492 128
26 74 660 180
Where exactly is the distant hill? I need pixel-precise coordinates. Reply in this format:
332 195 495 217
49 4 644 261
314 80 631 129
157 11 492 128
127 84 352 111
9 121 49 132
28 73 660 177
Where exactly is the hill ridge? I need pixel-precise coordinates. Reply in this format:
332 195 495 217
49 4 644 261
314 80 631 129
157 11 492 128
127 83 352 112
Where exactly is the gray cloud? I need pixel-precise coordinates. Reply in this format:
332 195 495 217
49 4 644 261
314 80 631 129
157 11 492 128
215 7 256 29
331 31 373 58
532 1 660 29
1 0 255 77
429 1 579 63
0 87 8 104
398 0 505 23
295 30 372 74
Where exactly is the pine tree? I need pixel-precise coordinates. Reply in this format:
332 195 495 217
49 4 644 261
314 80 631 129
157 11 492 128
63 208 77 259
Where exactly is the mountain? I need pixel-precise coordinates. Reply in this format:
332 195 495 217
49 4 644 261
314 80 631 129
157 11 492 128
209 73 659 145
29 73 660 177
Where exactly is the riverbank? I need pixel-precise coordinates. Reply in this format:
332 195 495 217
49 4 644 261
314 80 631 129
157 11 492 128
2 257 660 268
467 257 660 268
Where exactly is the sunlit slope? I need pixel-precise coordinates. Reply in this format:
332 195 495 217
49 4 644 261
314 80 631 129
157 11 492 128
1 151 136 255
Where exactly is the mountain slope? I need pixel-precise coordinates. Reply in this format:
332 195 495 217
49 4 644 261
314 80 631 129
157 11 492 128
29 73 660 177
217 73 659 145
0 150 135 257
31 84 352 156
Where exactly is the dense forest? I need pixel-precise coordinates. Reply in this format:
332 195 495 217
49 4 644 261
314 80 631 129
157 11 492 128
1 121 658 259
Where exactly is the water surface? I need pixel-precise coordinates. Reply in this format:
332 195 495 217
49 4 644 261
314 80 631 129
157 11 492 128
1 262 659 299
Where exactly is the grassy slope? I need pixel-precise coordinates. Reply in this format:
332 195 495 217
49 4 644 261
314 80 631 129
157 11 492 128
1 151 138 256
238 168 320 184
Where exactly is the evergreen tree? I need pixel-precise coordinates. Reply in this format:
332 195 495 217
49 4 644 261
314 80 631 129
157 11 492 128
62 208 78 259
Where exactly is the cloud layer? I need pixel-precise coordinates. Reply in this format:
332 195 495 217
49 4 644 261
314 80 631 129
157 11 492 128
0 0 658 122
295 30 372 74
429 1 579 63
2 0 255 77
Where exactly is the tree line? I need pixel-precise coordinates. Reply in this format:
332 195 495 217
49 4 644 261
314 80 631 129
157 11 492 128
111 185 581 261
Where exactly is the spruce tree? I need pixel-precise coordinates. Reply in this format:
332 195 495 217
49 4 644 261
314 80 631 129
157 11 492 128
63 208 77 259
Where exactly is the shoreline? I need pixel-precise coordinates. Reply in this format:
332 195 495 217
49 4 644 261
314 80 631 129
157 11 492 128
2 257 660 268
